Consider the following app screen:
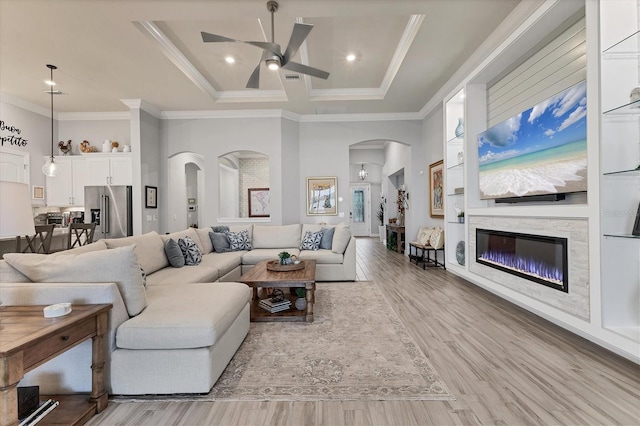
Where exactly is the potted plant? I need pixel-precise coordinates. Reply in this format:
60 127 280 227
278 251 291 265
377 202 385 243
457 211 465 223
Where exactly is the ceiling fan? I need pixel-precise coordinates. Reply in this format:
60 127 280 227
201 0 330 89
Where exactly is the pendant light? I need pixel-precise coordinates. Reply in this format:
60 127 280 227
42 64 58 177
358 164 368 181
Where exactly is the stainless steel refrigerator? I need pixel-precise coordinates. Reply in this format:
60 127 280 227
84 186 133 239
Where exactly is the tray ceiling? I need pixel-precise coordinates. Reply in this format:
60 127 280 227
0 0 520 115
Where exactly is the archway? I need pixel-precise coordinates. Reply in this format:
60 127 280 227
167 152 205 232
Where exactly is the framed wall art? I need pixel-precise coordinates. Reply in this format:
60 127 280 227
248 188 270 218
307 176 337 216
429 160 444 218
145 186 158 209
32 185 45 200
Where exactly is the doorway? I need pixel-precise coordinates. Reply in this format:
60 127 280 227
350 183 370 236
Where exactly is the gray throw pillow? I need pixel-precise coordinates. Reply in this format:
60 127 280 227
319 227 335 250
211 225 230 233
209 231 232 253
164 238 185 268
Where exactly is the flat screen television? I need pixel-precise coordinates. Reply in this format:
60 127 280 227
477 81 587 201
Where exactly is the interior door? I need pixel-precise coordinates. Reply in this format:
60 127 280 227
350 183 370 236
0 149 29 184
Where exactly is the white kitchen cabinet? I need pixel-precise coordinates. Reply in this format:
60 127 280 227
85 154 132 186
45 156 88 207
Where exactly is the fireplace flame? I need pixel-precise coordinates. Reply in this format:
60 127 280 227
479 250 563 285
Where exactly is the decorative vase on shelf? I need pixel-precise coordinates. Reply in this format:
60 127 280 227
455 118 464 138
102 140 111 153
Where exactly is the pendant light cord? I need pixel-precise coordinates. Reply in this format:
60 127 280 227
50 65 54 160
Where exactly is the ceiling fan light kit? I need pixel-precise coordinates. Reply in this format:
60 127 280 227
201 0 329 89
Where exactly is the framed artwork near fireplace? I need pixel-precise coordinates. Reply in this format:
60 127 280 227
429 160 444 218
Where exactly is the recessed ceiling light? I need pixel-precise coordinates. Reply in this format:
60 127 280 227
225 56 235 64
346 54 356 62
44 80 56 86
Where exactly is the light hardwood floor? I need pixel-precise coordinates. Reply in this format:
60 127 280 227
88 237 639 426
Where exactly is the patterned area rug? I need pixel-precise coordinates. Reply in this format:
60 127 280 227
116 282 454 402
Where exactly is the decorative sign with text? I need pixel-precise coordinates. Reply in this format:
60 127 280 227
0 120 28 147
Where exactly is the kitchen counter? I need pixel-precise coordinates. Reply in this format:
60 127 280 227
0 227 69 257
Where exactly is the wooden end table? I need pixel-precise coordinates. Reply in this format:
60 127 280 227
0 304 112 426
239 259 316 323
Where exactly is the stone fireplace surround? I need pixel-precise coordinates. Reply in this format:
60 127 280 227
469 216 589 321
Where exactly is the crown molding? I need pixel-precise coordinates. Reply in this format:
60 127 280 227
120 99 162 118
379 14 425 97
160 109 293 120
0 93 53 118
298 112 422 123
136 21 220 100
309 87 385 101
57 111 131 121
215 90 288 102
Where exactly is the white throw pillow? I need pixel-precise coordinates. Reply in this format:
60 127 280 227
4 245 147 317
105 231 167 275
417 227 434 245
331 224 351 254
429 227 444 250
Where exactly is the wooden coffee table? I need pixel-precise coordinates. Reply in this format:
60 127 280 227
239 259 316 323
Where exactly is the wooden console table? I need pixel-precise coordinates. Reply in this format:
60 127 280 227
0 304 112 426
386 224 405 254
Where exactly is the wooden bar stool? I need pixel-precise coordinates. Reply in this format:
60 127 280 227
68 223 96 249
20 225 55 254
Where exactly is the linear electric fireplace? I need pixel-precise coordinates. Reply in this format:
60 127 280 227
476 229 568 292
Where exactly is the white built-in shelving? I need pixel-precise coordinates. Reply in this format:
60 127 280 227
443 89 466 272
599 2 640 343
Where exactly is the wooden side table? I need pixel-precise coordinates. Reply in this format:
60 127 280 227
0 304 112 426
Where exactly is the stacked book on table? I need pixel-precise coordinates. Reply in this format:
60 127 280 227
259 298 291 313
19 399 59 426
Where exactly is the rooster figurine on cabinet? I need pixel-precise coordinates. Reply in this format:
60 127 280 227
58 139 72 155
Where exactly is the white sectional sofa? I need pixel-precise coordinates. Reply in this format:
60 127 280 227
0 223 355 395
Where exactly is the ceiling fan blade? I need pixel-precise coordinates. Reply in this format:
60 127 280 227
282 23 313 64
246 62 261 89
281 61 329 80
201 32 237 43
243 41 282 57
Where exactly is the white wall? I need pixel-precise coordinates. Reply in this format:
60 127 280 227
140 110 161 234
422 104 445 230
0 100 53 205
162 117 281 228
299 120 422 231
57 119 130 155
281 118 300 224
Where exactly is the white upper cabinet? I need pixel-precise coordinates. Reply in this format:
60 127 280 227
45 156 87 207
85 154 132 186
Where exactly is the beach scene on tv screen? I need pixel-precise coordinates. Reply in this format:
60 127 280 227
477 81 587 200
